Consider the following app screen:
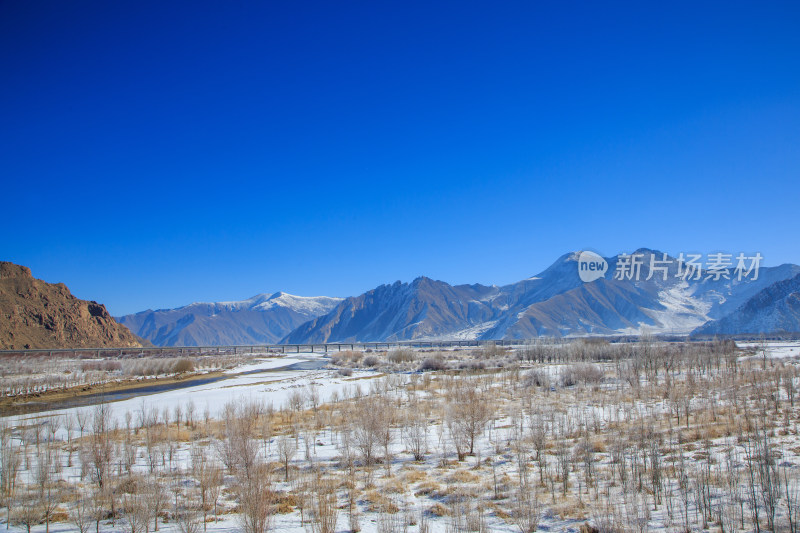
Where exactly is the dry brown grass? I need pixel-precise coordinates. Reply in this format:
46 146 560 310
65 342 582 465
381 477 407 494
362 490 399 513
399 467 428 485
427 503 450 517
274 492 299 513
446 469 480 484
414 481 442 497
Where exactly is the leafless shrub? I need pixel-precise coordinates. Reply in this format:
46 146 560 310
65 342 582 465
12 487 44 533
0 421 21 524
236 463 274 533
458 359 486 371
363 355 380 367
560 363 604 387
480 342 509 358
306 472 339 533
173 358 195 373
522 369 551 389
388 349 415 364
80 360 123 372
419 356 447 371
10 338 800 533
331 351 363 365
510 487 540 533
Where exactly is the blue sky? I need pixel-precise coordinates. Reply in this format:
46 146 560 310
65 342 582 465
2 1 799 315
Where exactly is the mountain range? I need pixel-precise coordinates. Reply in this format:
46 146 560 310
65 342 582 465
117 248 800 346
692 273 800 336
285 249 800 343
117 292 342 346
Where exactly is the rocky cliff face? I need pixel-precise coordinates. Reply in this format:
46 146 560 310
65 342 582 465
0 262 144 349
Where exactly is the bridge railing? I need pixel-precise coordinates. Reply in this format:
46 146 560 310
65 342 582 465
0 339 535 358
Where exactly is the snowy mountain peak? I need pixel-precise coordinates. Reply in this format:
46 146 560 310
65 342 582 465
253 293 344 314
118 291 342 346
122 249 800 346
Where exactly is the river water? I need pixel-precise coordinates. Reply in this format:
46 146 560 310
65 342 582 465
3 356 331 417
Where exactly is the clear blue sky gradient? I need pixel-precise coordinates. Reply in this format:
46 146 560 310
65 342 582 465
2 2 799 315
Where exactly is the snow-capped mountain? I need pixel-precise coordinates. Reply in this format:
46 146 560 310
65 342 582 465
692 273 800 336
282 249 800 343
482 249 800 338
282 277 501 344
119 249 800 345
117 292 342 346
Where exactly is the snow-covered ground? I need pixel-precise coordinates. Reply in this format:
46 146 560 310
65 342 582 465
5 352 388 435
739 341 800 358
4 342 800 533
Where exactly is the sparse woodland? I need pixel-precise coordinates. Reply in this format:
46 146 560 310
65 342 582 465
2 338 800 532
0 355 250 398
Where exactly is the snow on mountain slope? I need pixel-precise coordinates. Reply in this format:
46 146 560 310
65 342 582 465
693 273 800 336
282 277 501 344
284 249 800 343
252 292 343 315
638 283 712 334
117 292 342 346
480 249 799 339
417 320 501 341
122 249 800 345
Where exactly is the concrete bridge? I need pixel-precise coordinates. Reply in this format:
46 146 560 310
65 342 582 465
0 338 531 358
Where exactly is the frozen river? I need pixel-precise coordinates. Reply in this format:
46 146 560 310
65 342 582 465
4 352 386 432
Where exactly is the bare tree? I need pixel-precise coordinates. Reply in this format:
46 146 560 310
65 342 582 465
277 435 297 482
186 400 196 430
191 445 220 531
121 488 150 533
145 476 168 532
401 407 428 461
69 487 95 533
306 471 339 533
352 396 383 476
445 383 491 461
176 494 201 533
87 403 115 491
35 423 62 533
236 463 274 533
0 421 21 528
377 399 395 477
12 487 43 533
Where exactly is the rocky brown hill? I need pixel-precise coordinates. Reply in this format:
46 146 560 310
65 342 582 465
0 261 145 349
